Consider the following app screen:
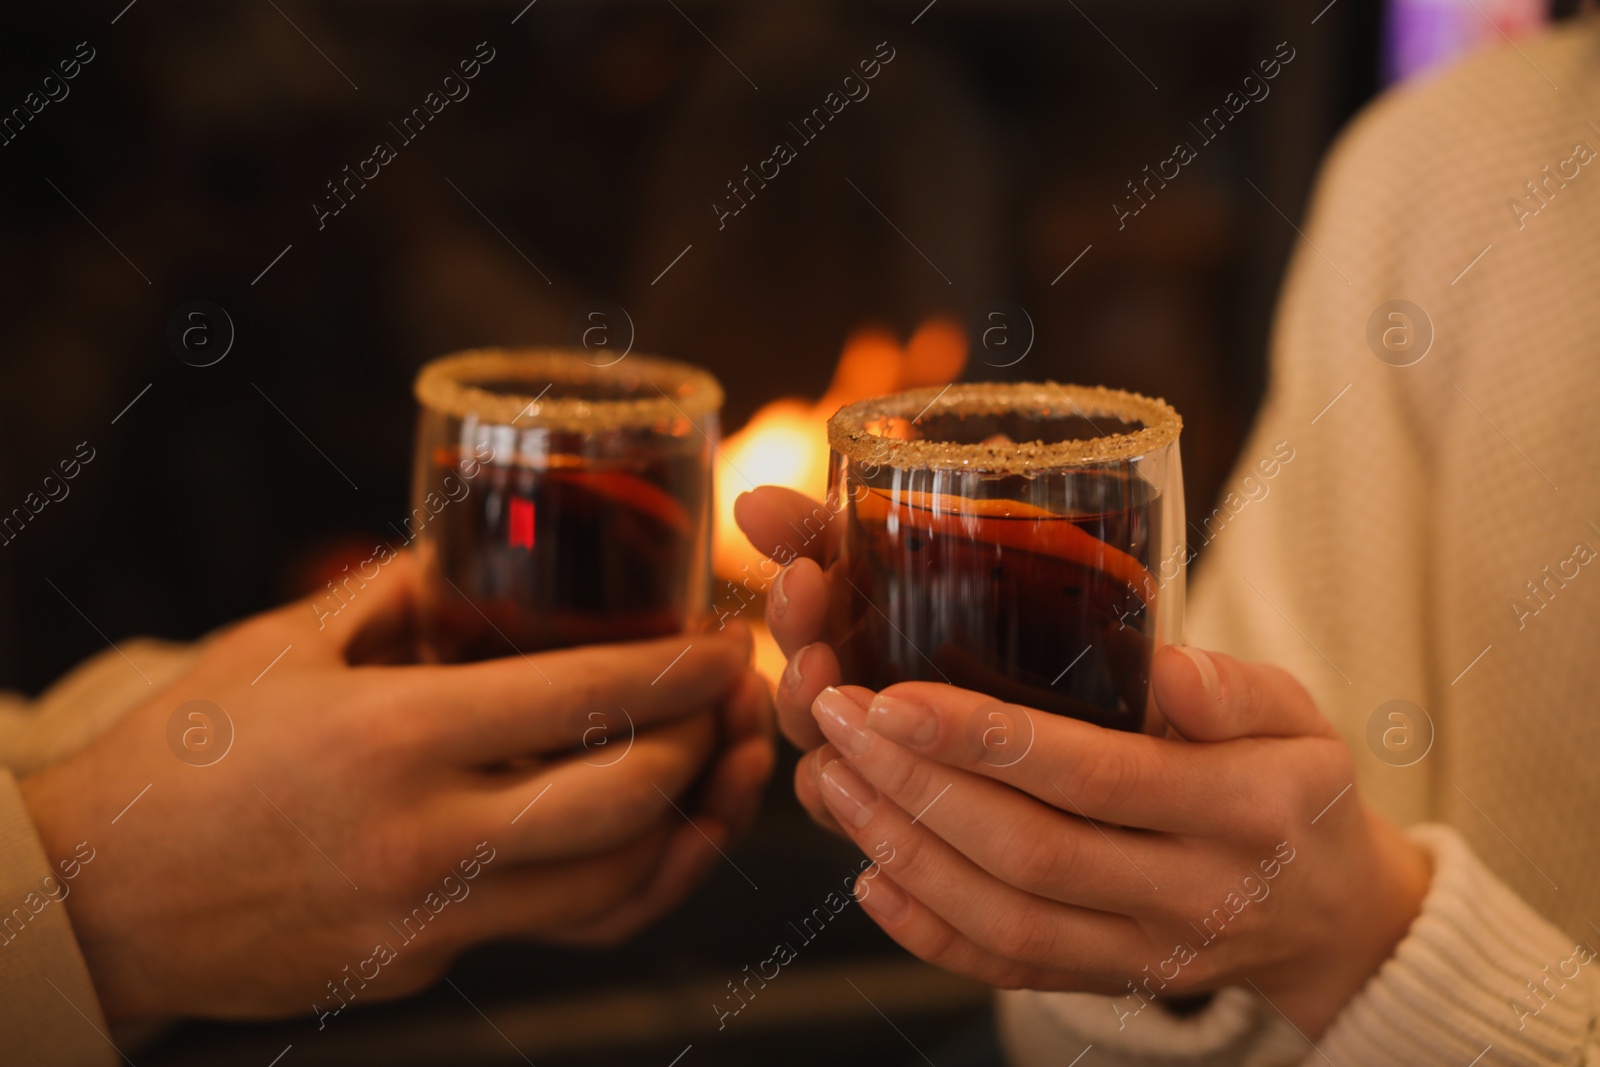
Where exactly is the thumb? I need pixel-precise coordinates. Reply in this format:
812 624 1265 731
294 547 423 662
1152 644 1337 742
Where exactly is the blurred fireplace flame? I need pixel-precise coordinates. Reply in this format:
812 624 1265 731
713 317 967 580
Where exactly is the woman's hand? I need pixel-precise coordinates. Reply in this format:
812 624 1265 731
732 485 848 752
20 553 772 1023
735 486 1430 1037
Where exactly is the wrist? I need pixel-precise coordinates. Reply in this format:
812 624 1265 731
19 761 164 1023
1275 808 1432 1036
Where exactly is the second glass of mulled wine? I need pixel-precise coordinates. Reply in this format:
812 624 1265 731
411 348 720 662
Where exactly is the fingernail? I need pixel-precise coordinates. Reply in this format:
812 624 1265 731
819 758 878 828
858 868 908 921
814 686 871 758
781 645 808 695
1174 644 1220 700
867 694 937 747
769 566 790 621
810 743 840 785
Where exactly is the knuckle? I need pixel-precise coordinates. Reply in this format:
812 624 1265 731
882 820 932 879
901 912 962 971
876 747 934 805
1267 739 1352 834
1078 742 1146 815
352 695 423 756
989 910 1061 965
1002 823 1075 893
1234 769 1292 843
333 686 431 763
1307 742 1357 820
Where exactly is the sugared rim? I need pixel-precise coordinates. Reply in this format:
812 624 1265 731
414 348 723 430
827 382 1181 472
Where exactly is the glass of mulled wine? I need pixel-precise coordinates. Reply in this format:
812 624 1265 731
411 348 721 662
825 383 1184 733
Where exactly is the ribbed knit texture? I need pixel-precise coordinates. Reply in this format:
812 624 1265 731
1002 18 1600 1066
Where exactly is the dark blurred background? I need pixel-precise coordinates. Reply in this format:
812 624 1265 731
0 0 1566 1063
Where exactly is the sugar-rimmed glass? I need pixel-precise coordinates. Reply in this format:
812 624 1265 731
826 383 1184 733
412 348 721 662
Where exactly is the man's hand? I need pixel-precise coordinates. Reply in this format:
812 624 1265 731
20 553 772 1023
735 485 1430 1038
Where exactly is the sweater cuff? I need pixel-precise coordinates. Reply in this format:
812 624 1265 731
0 769 116 1066
1318 823 1599 1066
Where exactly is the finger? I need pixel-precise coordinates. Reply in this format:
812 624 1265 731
277 550 423 658
461 713 717 863
814 756 1141 974
1153 646 1337 742
383 624 753 764
858 681 1260 834
692 733 776 840
775 642 843 749
852 869 1106 994
794 743 844 835
733 486 840 565
549 817 729 947
220 551 421 663
319 551 425 663
813 688 1165 912
767 558 830 659
460 820 675 942
720 669 774 747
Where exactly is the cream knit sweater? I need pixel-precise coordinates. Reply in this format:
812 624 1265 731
1002 18 1600 1067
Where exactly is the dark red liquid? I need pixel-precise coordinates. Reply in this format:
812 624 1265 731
420 444 708 661
830 474 1161 731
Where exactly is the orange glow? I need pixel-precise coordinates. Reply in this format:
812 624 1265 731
712 317 968 580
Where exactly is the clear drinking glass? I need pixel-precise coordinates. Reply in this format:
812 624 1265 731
411 348 721 662
825 383 1184 733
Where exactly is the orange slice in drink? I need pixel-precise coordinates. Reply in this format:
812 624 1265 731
854 486 1156 604
548 469 692 534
